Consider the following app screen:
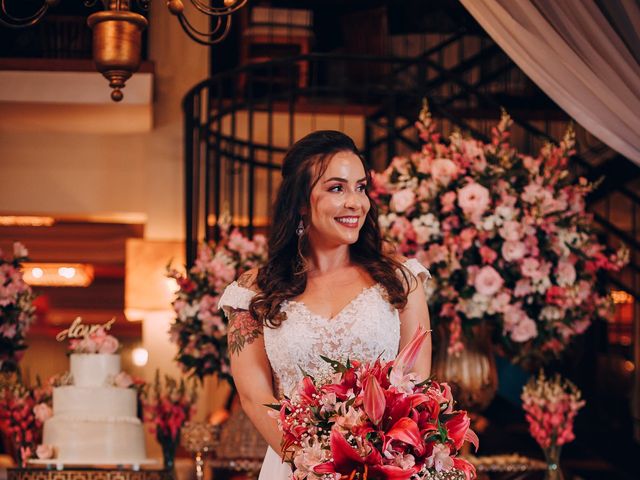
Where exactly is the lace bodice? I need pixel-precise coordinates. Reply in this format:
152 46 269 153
218 259 430 398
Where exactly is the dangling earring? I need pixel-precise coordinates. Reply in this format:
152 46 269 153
296 219 304 236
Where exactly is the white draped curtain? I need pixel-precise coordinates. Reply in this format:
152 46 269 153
460 0 640 164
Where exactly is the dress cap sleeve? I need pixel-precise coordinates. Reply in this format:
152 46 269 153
218 281 257 315
403 258 431 281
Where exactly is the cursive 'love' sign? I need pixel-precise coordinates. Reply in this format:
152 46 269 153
55 316 116 342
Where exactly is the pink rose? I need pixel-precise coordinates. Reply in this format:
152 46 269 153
521 257 540 278
98 335 119 354
33 403 53 423
36 444 54 460
76 336 98 353
502 241 526 262
474 266 503 296
457 182 490 218
114 371 133 388
390 189 417 213
430 158 458 185
510 317 538 342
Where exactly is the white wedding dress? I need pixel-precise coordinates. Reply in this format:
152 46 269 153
218 259 430 480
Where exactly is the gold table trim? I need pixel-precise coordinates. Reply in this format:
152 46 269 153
8 469 174 480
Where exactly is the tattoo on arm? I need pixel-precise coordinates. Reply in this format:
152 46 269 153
228 309 262 355
237 270 257 289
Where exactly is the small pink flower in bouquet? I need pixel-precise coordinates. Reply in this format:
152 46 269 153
167 225 267 381
273 328 479 480
0 243 37 373
521 371 585 475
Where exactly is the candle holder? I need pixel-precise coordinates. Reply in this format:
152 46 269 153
180 421 221 480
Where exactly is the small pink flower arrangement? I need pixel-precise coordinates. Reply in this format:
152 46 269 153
167 225 267 380
0 243 37 372
521 371 584 450
68 326 120 354
273 328 478 480
521 371 584 475
372 102 627 366
140 370 198 449
0 374 52 466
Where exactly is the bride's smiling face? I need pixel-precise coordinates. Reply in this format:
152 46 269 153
306 150 370 247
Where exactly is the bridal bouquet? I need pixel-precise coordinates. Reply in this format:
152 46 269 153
168 225 267 380
0 243 37 372
273 328 478 480
372 101 627 366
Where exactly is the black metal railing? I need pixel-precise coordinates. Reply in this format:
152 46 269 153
183 52 640 315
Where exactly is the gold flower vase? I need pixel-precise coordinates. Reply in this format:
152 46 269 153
432 323 499 413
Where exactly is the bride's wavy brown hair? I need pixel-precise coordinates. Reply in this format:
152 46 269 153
249 130 415 328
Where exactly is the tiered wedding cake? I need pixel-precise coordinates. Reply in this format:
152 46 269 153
38 322 151 466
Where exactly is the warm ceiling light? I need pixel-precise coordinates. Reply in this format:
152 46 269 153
0 216 55 227
611 290 633 304
1 0 247 101
23 263 94 287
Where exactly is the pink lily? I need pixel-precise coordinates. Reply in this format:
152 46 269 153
390 326 430 389
363 375 386 426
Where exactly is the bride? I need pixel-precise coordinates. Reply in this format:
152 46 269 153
218 130 432 479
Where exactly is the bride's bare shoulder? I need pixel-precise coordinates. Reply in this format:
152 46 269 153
237 267 261 292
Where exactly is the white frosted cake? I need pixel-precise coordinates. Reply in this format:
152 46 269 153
41 353 150 466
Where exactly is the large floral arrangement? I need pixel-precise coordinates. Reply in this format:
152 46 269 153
521 371 584 474
0 373 52 466
372 103 627 366
0 243 37 372
273 328 478 480
168 226 267 381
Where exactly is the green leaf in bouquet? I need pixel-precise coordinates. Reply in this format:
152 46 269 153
319 355 348 373
264 403 281 411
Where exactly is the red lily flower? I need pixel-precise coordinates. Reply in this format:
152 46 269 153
453 457 477 480
385 417 426 456
445 412 479 452
314 428 382 476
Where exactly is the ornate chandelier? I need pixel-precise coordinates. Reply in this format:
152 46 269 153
0 0 247 101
